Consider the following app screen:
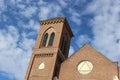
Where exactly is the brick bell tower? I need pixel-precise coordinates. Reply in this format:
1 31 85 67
24 17 73 80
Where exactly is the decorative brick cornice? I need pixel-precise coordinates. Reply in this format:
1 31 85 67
40 17 65 25
35 53 53 57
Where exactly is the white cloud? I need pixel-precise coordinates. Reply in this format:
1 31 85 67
0 0 4 8
0 26 18 50
86 0 120 62
38 3 62 20
76 35 91 48
38 0 47 5
0 26 35 80
39 6 50 19
9 0 22 4
0 0 5 14
69 46 75 56
20 6 37 18
22 19 40 33
19 32 35 50
17 3 26 10
57 0 67 7
74 0 87 6
69 8 81 25
17 19 40 37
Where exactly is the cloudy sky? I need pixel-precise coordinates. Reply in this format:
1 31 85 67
0 0 120 80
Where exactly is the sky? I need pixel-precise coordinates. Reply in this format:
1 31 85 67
0 0 120 80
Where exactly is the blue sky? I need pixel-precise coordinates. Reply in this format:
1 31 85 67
0 0 120 80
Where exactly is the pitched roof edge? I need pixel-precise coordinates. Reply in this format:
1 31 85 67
66 44 114 63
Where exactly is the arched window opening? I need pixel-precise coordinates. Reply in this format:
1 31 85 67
60 37 65 52
63 41 67 55
48 32 55 46
60 37 67 55
41 33 48 47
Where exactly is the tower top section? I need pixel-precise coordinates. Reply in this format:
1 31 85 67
40 17 74 37
40 17 65 25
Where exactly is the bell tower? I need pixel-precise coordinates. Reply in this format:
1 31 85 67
24 17 73 80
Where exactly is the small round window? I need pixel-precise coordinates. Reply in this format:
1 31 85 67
77 61 93 75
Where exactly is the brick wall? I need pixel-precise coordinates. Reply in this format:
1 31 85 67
59 44 118 80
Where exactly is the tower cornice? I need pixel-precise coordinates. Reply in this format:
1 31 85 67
40 17 65 25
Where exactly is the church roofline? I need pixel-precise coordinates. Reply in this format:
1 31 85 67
67 44 115 64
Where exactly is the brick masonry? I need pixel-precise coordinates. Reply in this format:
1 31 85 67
59 44 120 80
24 17 120 80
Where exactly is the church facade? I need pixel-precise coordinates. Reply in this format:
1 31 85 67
24 17 120 80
